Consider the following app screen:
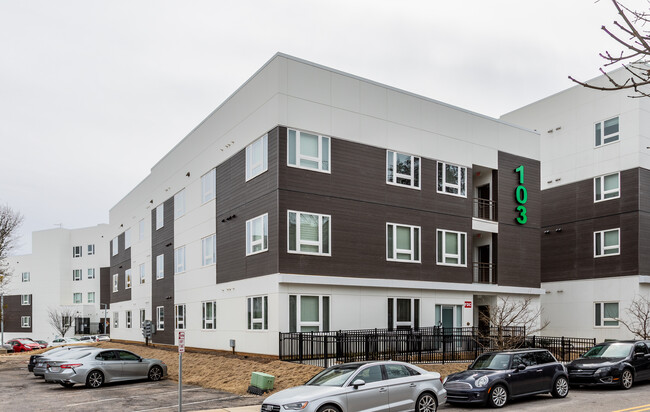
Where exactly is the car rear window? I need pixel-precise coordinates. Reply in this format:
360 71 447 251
535 351 556 364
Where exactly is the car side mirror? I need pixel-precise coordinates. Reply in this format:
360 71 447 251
352 379 366 389
516 364 526 371
139 358 143 362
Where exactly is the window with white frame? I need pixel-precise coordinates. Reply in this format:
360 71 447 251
88 268 95 279
73 293 82 304
595 228 620 257
21 294 31 305
246 214 268 255
126 311 132 328
247 296 268 330
288 129 330 173
595 116 619 147
113 274 118 292
156 254 165 279
202 301 216 330
175 304 186 329
437 229 467 266
594 172 620 202
386 150 420 189
202 234 216 266
155 203 164 230
73 246 82 258
125 269 132 289
437 161 467 197
113 312 119 328
435 304 463 328
174 189 186 219
139 219 145 241
88 292 95 303
388 298 419 330
386 223 420 263
21 316 30 328
595 302 619 326
288 211 330 255
87 244 95 255
156 306 164 330
246 134 268 181
201 169 216 203
174 246 186 274
124 228 132 249
112 236 118 256
139 263 145 284
289 295 330 332
140 309 146 327
73 269 82 281
22 272 30 282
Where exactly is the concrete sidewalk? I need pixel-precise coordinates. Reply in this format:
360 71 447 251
204 406 260 412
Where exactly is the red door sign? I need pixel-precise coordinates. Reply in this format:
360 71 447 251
464 301 472 309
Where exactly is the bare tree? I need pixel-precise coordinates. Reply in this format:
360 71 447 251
477 296 550 350
0 204 24 293
570 0 650 97
48 307 77 337
618 295 650 339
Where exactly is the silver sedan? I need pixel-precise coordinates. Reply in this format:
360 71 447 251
43 348 167 388
262 360 447 412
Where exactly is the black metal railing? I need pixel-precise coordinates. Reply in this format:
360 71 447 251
525 335 597 363
473 262 497 284
473 198 497 221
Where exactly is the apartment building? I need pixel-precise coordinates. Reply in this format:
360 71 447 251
104 53 543 355
501 68 650 341
3 225 110 341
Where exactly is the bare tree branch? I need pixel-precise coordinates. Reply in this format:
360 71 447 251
47 307 77 337
0 204 24 293
618 295 650 339
477 296 549 350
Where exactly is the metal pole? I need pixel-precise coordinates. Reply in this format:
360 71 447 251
1 294 4 345
178 351 182 412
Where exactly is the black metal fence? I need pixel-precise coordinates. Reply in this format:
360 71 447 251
279 327 596 367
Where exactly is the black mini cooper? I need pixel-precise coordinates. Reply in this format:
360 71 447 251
443 349 569 408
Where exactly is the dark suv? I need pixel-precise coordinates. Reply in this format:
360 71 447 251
444 349 569 408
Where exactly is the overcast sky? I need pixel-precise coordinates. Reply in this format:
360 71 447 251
1 0 634 255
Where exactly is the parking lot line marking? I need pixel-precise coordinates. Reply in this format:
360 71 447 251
66 397 125 407
64 387 204 407
612 405 650 412
132 395 243 412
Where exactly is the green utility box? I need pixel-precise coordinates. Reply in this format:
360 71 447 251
250 371 275 391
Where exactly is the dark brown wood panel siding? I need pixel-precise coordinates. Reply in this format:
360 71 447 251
151 196 174 345
109 232 131 303
3 295 32 332
100 267 110 308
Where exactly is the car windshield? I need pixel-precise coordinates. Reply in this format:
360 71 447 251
469 353 512 370
306 365 360 387
583 343 633 359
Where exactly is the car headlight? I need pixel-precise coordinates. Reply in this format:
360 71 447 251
475 375 489 388
283 402 309 410
595 367 612 375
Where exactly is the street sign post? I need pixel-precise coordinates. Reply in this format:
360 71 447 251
178 331 185 412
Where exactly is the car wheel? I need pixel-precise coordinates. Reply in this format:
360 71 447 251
488 384 508 408
86 370 104 388
620 368 634 390
416 392 438 412
148 365 163 381
316 405 341 412
551 376 569 398
59 382 74 388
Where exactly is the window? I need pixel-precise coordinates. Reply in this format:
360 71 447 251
113 312 119 328
174 246 186 274
21 272 30 282
112 236 118 256
437 229 467 266
386 223 420 263
202 301 216 330
288 129 330 173
201 168 216 203
139 263 146 284
87 268 95 279
388 298 419 330
21 294 31 305
246 134 268 181
435 304 463 328
87 244 95 255
124 228 132 249
595 228 620 257
126 311 132 328
288 211 331 255
289 295 330 332
125 269 132 289
156 306 164 331
73 293 82 304
437 161 467 197
73 269 83 281
594 172 620 202
139 219 145 241
140 309 146 327
21 316 30 328
113 274 118 292
73 246 82 258
174 189 186 219
595 302 619 327
202 234 216 266
247 296 268 330
88 292 95 303
355 365 385 384
156 254 165 279
246 214 268 255
386 150 420 189
595 116 619 147
156 203 164 230
385 364 413 379
175 304 186 329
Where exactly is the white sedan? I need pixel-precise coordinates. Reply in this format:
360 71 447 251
50 337 81 346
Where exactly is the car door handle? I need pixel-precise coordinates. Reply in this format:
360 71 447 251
379 388 387 393
536 369 543 373
409 383 417 387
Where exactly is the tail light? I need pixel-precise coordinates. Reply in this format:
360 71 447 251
60 364 83 369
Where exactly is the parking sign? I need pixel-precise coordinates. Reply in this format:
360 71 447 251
178 331 185 353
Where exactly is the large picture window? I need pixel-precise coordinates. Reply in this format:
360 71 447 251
246 214 268 256
247 296 268 330
288 211 330 256
386 223 420 263
386 150 420 189
437 229 467 266
289 295 330 332
595 302 619 327
202 301 216 330
201 169 216 203
594 228 620 257
437 161 467 197
595 116 619 147
388 298 420 331
246 134 268 181
594 172 620 202
202 234 216 265
288 129 330 173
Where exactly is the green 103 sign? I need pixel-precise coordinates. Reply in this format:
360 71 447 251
515 165 527 224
